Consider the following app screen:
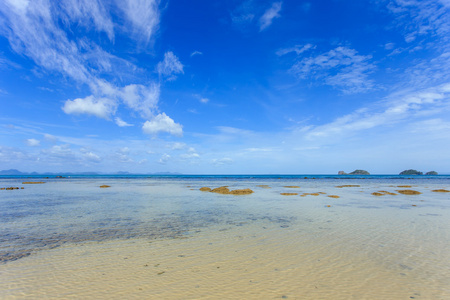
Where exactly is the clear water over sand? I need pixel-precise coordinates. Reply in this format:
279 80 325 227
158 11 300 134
1 176 449 299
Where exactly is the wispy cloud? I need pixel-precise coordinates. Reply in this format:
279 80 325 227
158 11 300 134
190 50 203 57
231 0 256 28
259 1 282 31
80 147 102 163
158 153 171 164
276 44 315 56
383 0 450 46
212 157 233 166
119 0 160 46
59 0 115 41
156 51 184 80
25 138 40 147
115 117 133 127
302 83 450 140
0 0 179 130
121 83 160 118
231 1 282 32
289 46 376 94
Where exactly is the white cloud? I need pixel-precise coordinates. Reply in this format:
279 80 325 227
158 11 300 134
121 83 160 118
41 144 75 161
190 50 203 57
158 153 170 164
171 142 186 150
180 152 200 160
231 0 256 27
118 0 160 46
259 2 282 31
0 0 166 124
244 147 273 152
62 95 116 119
303 83 450 140
289 46 375 94
216 126 254 136
142 113 183 137
384 42 395 50
276 44 315 56
26 138 40 146
385 0 450 47
0 0 91 83
44 134 58 142
62 81 160 120
119 147 130 154
82 151 101 163
212 157 233 166
115 147 133 163
0 146 31 162
156 51 184 80
200 98 209 104
115 117 133 127
59 0 115 41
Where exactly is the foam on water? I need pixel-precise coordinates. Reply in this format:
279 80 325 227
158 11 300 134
1 177 449 299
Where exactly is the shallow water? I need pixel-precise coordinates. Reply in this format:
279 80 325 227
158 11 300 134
1 177 449 299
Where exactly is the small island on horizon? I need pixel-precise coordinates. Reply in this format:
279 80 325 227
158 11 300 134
0 168 443 176
338 170 370 175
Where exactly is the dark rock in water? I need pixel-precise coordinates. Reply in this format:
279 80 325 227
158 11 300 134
338 171 347 175
211 186 230 194
229 188 253 195
349 169 370 175
336 185 360 188
397 189 421 195
399 169 423 175
425 171 438 175
208 186 254 195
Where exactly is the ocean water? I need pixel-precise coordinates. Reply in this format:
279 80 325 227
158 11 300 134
0 175 449 299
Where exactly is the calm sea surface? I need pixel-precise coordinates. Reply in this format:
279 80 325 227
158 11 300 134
1 175 449 299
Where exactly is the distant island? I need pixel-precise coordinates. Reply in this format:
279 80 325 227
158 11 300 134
399 169 423 175
338 170 370 175
399 169 438 175
425 171 438 175
0 169 182 176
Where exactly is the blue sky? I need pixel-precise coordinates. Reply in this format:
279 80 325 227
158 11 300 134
1 0 449 174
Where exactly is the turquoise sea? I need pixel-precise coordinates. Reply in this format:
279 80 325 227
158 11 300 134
1 175 449 299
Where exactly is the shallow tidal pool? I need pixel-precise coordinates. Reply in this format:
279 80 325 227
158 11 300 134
1 177 449 299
